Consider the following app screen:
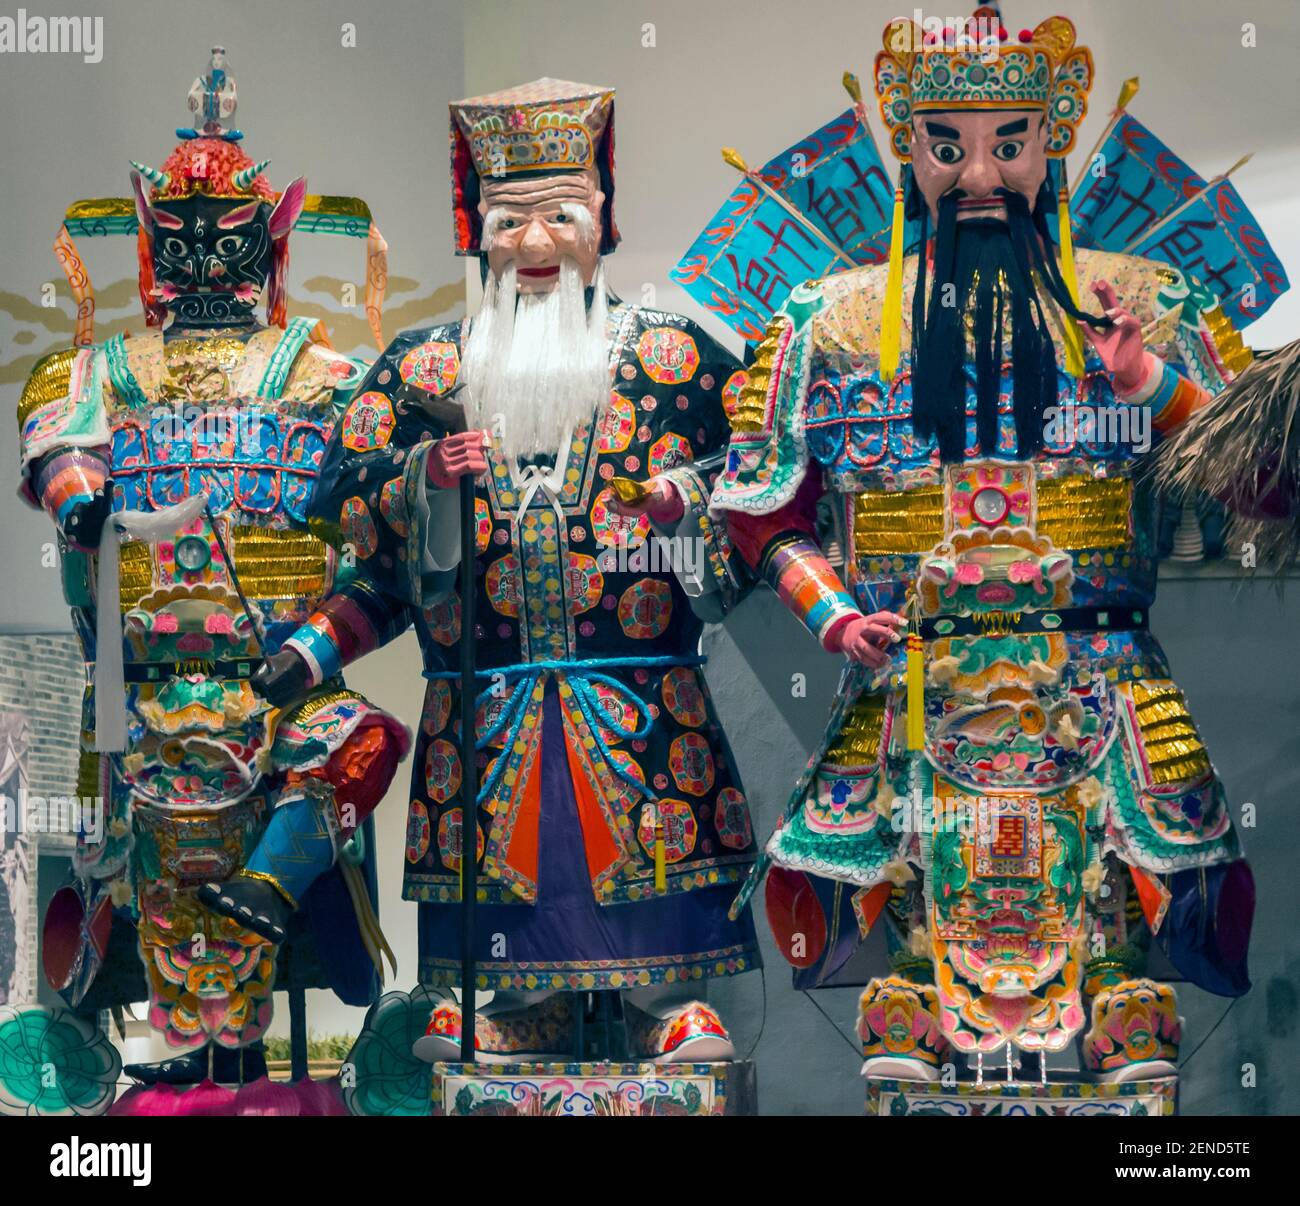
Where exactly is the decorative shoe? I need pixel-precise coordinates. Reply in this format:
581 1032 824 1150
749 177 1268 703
197 875 293 944
411 994 575 1064
412 1001 479 1063
124 1043 267 1086
1082 978 1181 1082
626 1000 735 1064
858 976 951 1078
860 1054 943 1082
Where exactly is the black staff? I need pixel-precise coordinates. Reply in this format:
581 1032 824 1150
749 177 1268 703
457 463 478 1063
428 390 480 1064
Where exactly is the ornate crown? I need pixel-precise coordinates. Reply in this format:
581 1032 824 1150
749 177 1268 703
451 77 613 177
52 51 389 348
874 6 1093 161
448 77 619 255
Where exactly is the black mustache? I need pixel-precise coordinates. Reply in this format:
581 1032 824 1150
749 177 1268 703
938 186 1018 203
907 174 1114 463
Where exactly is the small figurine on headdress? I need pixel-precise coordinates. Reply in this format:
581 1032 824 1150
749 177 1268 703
183 46 241 140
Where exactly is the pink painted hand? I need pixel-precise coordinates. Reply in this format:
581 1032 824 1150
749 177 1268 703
1081 280 1150 395
608 477 685 526
826 611 908 669
427 429 491 489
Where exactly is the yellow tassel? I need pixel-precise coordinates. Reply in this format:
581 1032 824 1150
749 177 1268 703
905 632 925 751
341 858 398 981
1056 162 1086 379
879 180 907 382
654 818 667 893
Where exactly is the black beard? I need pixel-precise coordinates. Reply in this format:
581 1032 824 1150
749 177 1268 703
166 292 260 329
910 189 1110 463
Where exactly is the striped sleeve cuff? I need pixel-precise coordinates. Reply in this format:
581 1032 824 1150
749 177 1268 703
759 533 860 647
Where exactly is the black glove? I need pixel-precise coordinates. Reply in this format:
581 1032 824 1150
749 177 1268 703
251 647 315 708
63 480 114 551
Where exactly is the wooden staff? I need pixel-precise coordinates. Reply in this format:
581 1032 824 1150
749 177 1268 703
426 388 478 1064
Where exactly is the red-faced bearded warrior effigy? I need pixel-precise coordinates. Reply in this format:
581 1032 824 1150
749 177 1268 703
271 78 763 1072
11 54 408 1107
709 8 1261 1087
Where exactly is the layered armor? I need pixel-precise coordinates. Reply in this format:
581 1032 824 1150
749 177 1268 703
710 9 1257 1080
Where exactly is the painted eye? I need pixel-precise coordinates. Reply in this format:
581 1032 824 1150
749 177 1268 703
215 235 245 256
162 237 188 257
932 142 964 165
499 218 518 230
993 141 1024 161
551 212 570 223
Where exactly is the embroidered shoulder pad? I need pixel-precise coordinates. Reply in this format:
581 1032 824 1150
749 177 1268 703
19 348 79 426
397 339 461 396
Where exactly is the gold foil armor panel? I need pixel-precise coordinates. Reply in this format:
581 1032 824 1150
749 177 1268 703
853 485 944 555
117 540 155 610
1131 680 1210 785
727 316 787 433
825 694 886 765
18 348 80 425
231 526 327 600
1036 475 1132 550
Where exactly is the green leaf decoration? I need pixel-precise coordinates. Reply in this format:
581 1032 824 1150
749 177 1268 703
340 987 440 1116
0 1004 120 1117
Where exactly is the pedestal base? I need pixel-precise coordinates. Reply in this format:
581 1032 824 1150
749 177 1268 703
430 1060 757 1116
865 1072 1178 1116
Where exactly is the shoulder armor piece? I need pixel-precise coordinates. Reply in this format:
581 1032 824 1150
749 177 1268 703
301 341 370 394
395 338 461 396
813 259 904 360
1199 304 1252 379
19 347 80 425
1077 249 1253 382
727 315 791 434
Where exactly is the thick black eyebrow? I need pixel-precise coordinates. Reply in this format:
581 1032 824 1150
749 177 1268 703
996 117 1030 136
924 120 961 138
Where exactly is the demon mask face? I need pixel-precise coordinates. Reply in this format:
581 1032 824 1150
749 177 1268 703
129 148 306 330
149 195 273 325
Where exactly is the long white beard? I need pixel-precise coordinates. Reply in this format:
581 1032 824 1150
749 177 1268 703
460 258 610 465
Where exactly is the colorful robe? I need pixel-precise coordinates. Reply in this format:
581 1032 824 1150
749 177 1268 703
711 248 1255 1054
17 319 406 1049
299 303 763 990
